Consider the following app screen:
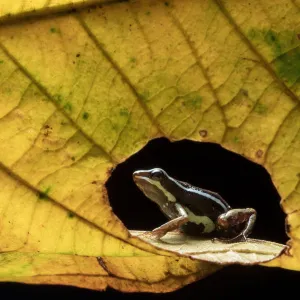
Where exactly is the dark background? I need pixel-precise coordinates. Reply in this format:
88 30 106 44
1 138 299 298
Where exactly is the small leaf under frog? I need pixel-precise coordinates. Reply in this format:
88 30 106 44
133 168 256 243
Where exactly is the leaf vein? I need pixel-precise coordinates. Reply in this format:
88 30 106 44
168 11 228 141
215 0 300 106
75 14 164 136
0 42 114 163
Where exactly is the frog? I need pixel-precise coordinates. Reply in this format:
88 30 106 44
133 168 256 243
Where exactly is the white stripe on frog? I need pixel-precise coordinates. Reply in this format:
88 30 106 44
185 207 215 233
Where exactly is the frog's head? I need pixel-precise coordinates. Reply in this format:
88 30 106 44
133 168 176 205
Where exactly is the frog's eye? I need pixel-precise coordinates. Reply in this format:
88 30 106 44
151 170 163 181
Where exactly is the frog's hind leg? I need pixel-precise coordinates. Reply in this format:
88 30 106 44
214 208 257 243
139 216 189 240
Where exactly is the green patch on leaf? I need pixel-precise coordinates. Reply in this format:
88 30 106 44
111 123 119 131
183 95 202 109
119 108 129 117
68 212 75 218
0 60 4 64
63 102 72 112
275 48 300 85
247 28 300 84
264 30 282 56
254 103 268 114
82 112 89 120
139 90 150 102
50 27 60 34
129 57 136 63
61 121 68 126
38 187 51 200
53 94 63 104
233 136 240 143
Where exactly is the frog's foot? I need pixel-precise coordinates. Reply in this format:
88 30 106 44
138 229 167 240
139 216 189 241
212 234 247 244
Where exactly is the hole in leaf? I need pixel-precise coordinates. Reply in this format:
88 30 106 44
106 138 286 244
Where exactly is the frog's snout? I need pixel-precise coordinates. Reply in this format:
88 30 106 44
133 170 148 181
132 171 140 182
132 172 143 186
132 171 153 193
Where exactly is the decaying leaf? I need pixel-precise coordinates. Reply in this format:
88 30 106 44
0 0 299 293
131 231 286 265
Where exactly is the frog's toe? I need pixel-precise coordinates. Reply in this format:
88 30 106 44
230 234 247 243
138 230 164 240
211 234 247 244
211 237 232 244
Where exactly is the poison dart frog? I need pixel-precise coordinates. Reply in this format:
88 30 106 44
133 168 256 243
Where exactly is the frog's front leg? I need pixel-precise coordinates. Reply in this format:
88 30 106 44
214 208 257 243
139 203 188 240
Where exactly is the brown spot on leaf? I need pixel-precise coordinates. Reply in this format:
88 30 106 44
107 167 115 176
42 124 53 137
241 89 248 96
179 264 191 272
297 33 300 40
199 130 208 138
284 247 293 257
283 240 293 256
256 149 263 158
97 257 112 275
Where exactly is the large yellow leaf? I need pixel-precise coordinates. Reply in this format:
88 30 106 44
0 0 299 293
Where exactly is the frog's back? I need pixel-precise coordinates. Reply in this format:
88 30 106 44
178 181 230 214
